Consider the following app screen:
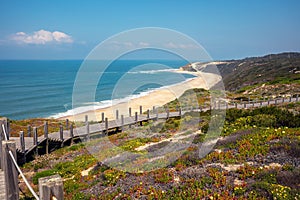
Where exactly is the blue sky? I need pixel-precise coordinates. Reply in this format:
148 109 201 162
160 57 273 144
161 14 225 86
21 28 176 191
0 0 300 60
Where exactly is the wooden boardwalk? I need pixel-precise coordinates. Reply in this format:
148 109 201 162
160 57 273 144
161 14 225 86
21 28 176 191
10 111 179 153
2 96 299 164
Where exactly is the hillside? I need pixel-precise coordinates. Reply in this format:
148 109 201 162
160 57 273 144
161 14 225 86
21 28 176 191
20 101 300 199
9 53 300 199
182 52 300 92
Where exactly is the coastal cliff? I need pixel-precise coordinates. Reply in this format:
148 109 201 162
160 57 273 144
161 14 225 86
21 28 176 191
181 52 300 92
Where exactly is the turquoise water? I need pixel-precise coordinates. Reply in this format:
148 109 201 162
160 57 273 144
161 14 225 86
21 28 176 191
0 60 194 120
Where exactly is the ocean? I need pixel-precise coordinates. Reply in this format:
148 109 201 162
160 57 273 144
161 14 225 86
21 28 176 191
0 60 195 120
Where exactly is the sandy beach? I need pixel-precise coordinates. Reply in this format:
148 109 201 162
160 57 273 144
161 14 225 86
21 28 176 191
59 69 221 122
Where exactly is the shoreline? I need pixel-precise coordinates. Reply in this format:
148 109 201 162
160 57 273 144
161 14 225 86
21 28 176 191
57 70 221 122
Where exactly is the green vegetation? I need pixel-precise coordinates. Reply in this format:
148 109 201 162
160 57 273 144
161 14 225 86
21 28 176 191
8 118 78 137
18 52 300 200
162 88 211 112
19 103 299 199
32 154 97 184
218 52 300 91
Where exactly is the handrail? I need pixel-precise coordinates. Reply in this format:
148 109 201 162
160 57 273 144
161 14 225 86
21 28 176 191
2 124 40 200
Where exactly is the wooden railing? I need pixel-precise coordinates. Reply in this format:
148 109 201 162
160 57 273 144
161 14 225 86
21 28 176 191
0 94 298 199
0 120 63 200
1 95 299 164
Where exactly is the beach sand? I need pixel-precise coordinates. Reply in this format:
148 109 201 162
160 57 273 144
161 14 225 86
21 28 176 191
59 71 221 122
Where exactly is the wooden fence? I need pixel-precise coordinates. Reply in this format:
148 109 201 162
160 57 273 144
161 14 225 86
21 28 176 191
0 119 63 200
0 94 298 199
4 95 300 165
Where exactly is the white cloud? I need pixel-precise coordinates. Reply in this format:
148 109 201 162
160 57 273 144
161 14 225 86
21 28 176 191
164 42 199 49
138 42 149 47
109 41 150 49
11 29 73 44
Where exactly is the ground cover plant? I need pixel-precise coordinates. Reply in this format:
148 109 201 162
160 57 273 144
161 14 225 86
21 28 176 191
19 103 300 199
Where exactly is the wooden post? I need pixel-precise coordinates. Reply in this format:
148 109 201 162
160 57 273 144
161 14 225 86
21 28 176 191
101 112 105 123
59 124 64 141
6 120 10 140
19 131 26 164
44 121 48 138
66 119 69 130
69 124 74 138
155 108 158 121
235 102 237 108
140 106 143 115
129 107 132 117
20 131 25 153
69 124 74 144
27 125 31 137
179 107 182 116
166 108 169 119
44 122 49 154
0 118 9 141
260 101 262 107
289 96 292 102
116 110 119 120
121 115 124 130
2 140 19 200
39 174 64 200
244 103 246 108
0 118 7 168
84 115 89 139
105 118 108 134
147 109 150 119
296 94 299 102
33 126 38 155
33 127 38 146
268 100 270 105
282 97 284 103
275 99 277 105
85 117 89 140
135 112 138 124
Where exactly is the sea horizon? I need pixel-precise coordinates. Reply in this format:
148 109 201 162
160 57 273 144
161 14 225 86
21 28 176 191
0 59 194 120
